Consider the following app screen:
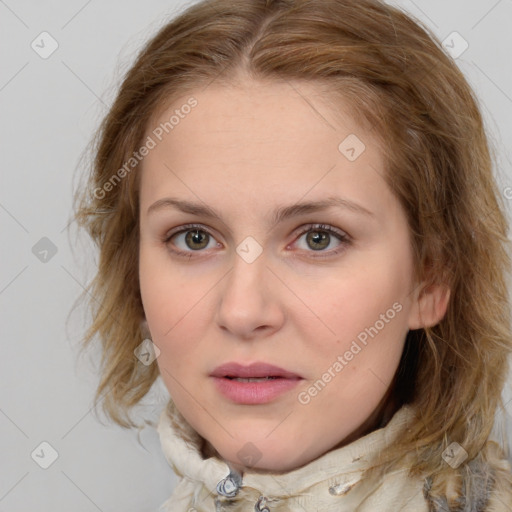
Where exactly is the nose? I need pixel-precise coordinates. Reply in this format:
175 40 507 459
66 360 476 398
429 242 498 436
215 249 285 341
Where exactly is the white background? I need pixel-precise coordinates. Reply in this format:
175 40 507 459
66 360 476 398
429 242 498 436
1 0 512 510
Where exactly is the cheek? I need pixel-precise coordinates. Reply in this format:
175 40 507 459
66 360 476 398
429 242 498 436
139 249 215 373
139 246 205 332
301 261 408 351
318 262 411 396
307 284 407 411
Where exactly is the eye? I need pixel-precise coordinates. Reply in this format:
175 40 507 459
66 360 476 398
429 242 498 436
164 224 220 256
163 223 351 259
292 224 350 256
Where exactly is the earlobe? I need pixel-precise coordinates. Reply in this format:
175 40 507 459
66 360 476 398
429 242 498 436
408 283 451 330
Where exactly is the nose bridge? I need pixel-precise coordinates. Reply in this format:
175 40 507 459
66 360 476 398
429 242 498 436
221 232 267 288
216 241 282 337
224 243 268 301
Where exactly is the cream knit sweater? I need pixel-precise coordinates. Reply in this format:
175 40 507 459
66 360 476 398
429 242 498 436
157 401 512 511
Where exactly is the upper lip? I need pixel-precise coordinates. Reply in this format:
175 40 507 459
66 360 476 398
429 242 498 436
210 362 302 379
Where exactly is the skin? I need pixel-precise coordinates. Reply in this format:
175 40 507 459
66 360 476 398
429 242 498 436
138 76 449 474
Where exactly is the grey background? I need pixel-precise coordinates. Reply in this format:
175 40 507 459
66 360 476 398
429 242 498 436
1 0 512 510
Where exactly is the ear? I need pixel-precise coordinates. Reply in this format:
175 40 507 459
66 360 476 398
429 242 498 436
408 282 450 330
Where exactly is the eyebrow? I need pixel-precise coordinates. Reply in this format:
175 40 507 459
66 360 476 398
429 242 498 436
147 196 375 228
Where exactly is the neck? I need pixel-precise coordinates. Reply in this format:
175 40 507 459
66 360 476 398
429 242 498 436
332 387 399 450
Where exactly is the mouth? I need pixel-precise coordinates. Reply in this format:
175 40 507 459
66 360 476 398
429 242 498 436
224 376 282 382
210 361 303 380
210 362 303 404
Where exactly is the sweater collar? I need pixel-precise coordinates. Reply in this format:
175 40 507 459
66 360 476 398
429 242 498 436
157 400 416 502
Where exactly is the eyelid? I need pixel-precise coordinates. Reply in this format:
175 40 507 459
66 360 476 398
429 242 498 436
163 223 220 243
291 223 349 243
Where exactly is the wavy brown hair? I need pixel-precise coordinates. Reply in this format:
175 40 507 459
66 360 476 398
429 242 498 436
74 0 512 501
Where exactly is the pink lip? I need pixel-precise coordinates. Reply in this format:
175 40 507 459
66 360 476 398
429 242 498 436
210 362 303 405
210 362 302 379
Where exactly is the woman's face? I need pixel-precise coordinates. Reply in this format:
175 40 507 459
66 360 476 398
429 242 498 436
138 78 426 472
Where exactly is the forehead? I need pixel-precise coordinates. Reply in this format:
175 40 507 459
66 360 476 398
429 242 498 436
146 79 362 159
139 79 393 220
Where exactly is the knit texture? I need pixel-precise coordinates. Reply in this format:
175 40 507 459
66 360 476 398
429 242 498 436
157 400 512 511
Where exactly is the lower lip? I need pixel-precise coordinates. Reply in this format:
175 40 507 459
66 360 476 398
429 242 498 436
211 377 302 404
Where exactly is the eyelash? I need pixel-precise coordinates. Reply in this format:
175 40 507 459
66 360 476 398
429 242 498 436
163 223 351 260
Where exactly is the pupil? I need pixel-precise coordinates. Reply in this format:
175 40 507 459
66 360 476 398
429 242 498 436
308 231 329 250
186 230 208 250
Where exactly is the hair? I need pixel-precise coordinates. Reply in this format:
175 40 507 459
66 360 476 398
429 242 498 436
74 0 512 502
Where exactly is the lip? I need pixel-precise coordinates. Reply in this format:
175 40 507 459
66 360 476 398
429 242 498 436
210 362 302 379
210 362 303 405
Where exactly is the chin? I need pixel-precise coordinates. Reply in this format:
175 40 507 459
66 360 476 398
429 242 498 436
212 437 313 474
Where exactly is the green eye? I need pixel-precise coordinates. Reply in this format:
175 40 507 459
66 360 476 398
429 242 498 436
164 223 350 259
164 224 219 256
184 230 210 250
294 224 349 256
305 230 331 251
